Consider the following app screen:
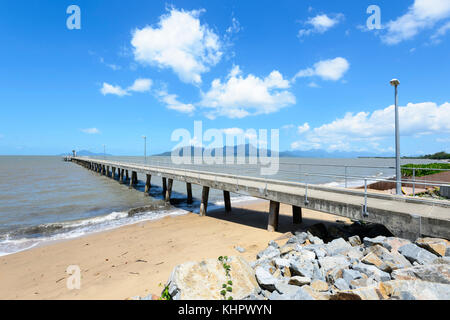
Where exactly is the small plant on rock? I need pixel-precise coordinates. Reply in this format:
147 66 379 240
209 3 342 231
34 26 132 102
218 256 233 300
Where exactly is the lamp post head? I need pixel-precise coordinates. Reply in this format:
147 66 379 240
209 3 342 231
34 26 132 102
390 79 400 86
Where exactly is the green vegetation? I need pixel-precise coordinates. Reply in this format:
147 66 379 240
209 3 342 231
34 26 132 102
416 151 450 160
401 163 450 177
159 283 172 300
218 256 233 300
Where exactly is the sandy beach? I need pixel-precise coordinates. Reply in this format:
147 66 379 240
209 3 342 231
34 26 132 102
0 200 351 300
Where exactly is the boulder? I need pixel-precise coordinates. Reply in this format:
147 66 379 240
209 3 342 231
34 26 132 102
269 286 314 300
310 279 329 292
326 238 352 256
334 278 350 291
350 277 378 289
288 276 311 286
291 249 316 262
380 280 450 300
301 285 331 300
415 237 449 257
398 243 438 265
362 245 412 272
257 246 280 260
255 266 277 291
352 262 391 282
273 258 291 269
330 285 386 300
318 256 350 274
268 240 280 249
166 256 259 300
391 264 450 284
348 235 362 247
363 236 410 252
344 246 365 261
342 269 364 283
290 260 315 279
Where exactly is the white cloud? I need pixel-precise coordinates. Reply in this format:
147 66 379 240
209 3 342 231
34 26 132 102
100 83 129 97
128 78 153 92
156 89 195 114
293 57 349 82
298 123 310 134
382 0 450 44
298 13 344 37
131 8 222 84
100 78 152 96
200 66 295 119
431 20 450 42
291 101 450 152
81 128 101 134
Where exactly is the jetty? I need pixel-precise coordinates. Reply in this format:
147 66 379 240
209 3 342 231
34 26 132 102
70 157 450 240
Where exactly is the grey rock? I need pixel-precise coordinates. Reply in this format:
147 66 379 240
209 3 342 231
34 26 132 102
350 277 378 289
381 280 450 300
342 269 364 283
318 256 350 274
294 231 308 243
268 240 280 249
434 257 450 265
391 264 450 284
269 284 314 300
257 246 280 260
326 238 352 256
398 243 438 265
275 281 302 296
334 278 350 291
345 246 365 261
255 266 277 291
234 246 246 253
307 232 324 245
352 262 391 282
242 294 265 300
348 235 361 247
363 236 388 249
274 258 291 269
288 276 311 286
268 291 290 300
290 260 315 278
166 256 259 300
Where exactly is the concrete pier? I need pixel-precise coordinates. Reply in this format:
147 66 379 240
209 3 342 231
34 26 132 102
145 174 151 194
199 186 210 217
162 178 167 195
71 157 450 240
293 206 303 224
224 191 232 213
165 179 173 203
268 200 280 232
186 183 193 204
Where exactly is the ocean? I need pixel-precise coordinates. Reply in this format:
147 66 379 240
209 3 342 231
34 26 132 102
0 155 442 256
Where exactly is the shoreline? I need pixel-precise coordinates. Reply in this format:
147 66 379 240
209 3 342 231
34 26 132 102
0 200 352 300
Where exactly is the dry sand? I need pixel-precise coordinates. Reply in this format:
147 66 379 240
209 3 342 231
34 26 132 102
0 200 351 300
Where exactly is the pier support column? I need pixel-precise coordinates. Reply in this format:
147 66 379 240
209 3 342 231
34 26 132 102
162 178 167 195
223 191 232 213
129 171 137 189
102 165 106 175
199 186 210 217
145 174 152 194
106 166 110 177
165 179 173 203
186 183 193 204
268 200 280 232
120 169 125 184
125 170 129 182
293 206 303 224
112 167 116 179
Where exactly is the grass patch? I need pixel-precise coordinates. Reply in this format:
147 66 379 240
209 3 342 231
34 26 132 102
401 163 450 177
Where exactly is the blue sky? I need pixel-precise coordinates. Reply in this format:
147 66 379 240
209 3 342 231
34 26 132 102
0 0 449 156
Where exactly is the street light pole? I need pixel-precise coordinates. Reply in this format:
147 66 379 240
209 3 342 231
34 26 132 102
390 79 401 195
142 136 147 164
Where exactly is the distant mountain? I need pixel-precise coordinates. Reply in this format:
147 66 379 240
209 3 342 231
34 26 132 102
154 144 274 157
153 144 393 159
59 150 112 157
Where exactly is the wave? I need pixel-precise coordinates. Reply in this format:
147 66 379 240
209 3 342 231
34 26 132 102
0 194 258 257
